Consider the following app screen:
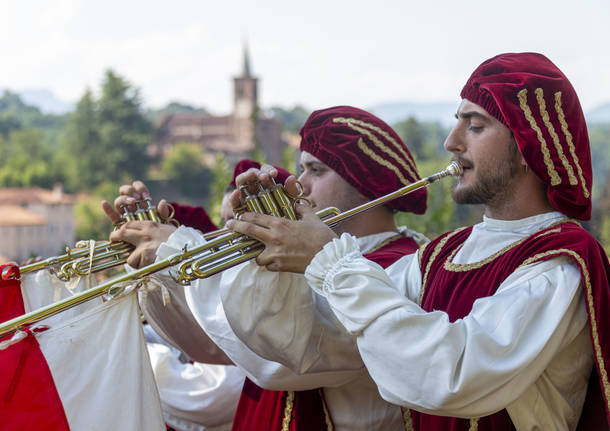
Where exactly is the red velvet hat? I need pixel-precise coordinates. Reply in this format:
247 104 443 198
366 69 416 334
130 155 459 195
299 106 427 214
461 52 592 220
229 159 291 188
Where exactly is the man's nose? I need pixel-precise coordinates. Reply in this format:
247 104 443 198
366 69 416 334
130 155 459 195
443 126 464 154
297 174 311 196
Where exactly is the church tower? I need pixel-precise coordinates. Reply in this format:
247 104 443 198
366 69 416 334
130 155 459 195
233 45 258 118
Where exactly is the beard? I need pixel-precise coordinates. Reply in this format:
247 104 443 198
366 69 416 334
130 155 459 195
451 147 520 205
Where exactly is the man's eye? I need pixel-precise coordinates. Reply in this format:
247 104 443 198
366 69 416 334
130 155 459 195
468 125 483 132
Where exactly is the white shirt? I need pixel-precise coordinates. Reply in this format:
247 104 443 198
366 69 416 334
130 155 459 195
143 325 245 431
143 227 425 431
303 212 592 430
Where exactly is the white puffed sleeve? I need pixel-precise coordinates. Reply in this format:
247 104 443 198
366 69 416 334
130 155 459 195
139 226 232 365
305 234 589 419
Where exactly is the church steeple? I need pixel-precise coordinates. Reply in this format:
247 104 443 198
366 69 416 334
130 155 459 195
242 44 252 78
233 43 258 118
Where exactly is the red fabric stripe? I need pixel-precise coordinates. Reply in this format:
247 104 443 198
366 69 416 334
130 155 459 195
0 264 71 430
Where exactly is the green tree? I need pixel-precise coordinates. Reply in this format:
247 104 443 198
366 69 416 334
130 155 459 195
59 70 152 191
161 142 212 198
269 105 310 134
394 159 457 239
0 128 56 187
0 113 21 138
281 145 297 176
59 90 102 190
207 154 232 226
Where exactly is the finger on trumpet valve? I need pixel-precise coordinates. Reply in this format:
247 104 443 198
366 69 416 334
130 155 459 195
144 196 161 222
120 204 136 223
271 183 297 220
134 200 148 221
242 185 265 214
257 183 282 217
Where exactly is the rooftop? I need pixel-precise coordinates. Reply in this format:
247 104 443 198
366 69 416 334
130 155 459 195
0 205 47 226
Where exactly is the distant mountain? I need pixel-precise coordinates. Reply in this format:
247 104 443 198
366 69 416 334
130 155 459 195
0 88 73 115
368 101 459 127
18 89 73 114
369 100 610 127
586 103 610 124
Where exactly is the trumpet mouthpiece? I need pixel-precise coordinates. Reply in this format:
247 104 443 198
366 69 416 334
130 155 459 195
447 161 463 177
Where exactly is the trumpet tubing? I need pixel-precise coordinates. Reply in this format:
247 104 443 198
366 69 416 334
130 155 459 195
0 162 462 338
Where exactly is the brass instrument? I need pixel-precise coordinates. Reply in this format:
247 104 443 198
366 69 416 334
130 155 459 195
0 162 462 338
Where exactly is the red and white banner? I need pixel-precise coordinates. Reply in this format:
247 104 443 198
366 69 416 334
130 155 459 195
0 265 165 430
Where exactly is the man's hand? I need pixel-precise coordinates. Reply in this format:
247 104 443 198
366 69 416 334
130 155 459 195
109 221 177 268
232 164 300 199
101 180 172 226
225 202 337 273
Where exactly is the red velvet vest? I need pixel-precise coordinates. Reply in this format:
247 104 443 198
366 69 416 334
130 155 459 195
406 221 610 431
231 235 420 431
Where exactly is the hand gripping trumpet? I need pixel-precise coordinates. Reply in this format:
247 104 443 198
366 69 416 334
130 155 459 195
0 162 462 338
19 196 172 281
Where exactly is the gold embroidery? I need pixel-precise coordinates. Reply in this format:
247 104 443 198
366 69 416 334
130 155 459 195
357 138 408 185
336 119 419 181
554 92 590 198
517 89 561 185
366 232 406 255
281 391 295 431
418 241 431 270
469 418 480 430
518 248 610 411
443 220 569 272
333 116 419 175
401 407 414 431
318 389 334 431
419 229 466 305
535 88 577 185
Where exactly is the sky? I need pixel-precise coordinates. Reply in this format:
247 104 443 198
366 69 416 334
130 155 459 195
1 0 609 115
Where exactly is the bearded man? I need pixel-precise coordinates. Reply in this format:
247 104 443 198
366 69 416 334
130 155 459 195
225 53 610 430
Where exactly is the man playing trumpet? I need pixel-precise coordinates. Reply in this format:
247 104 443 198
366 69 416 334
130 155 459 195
108 106 430 430
224 53 610 429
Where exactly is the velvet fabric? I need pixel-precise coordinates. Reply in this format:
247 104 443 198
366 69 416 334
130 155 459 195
299 106 427 214
230 234 420 430
461 53 592 220
413 221 610 429
0 264 70 430
229 159 292 188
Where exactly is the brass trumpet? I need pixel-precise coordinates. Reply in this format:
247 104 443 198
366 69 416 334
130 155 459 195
0 162 462 338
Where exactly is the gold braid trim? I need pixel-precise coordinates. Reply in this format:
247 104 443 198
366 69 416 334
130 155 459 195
419 228 467 305
332 116 419 176
554 91 590 198
443 221 569 272
401 407 414 431
366 232 406 255
417 241 432 270
535 88 577 185
318 389 334 431
517 89 561 185
357 138 408 185
518 248 610 410
281 391 295 431
341 121 419 181
469 418 480 430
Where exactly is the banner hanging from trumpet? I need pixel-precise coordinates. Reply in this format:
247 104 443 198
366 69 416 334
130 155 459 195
0 264 165 430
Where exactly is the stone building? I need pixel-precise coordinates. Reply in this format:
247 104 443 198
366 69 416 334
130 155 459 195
0 185 75 263
151 47 286 166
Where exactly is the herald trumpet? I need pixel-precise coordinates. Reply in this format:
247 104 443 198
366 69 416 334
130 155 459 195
0 162 462 338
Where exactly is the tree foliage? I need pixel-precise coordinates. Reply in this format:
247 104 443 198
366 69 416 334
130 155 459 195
161 142 213 198
269 105 310 134
59 70 152 191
